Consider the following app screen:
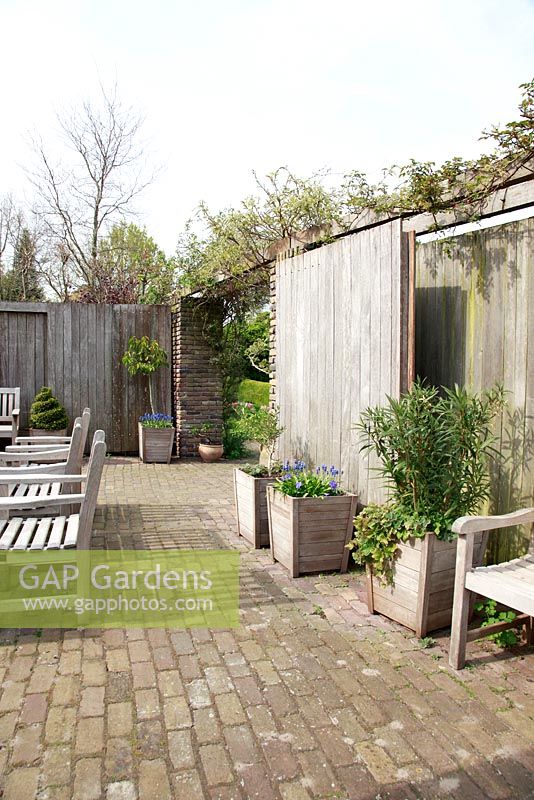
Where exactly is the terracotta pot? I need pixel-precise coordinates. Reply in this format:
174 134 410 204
233 468 276 548
29 428 67 437
138 423 175 464
366 531 487 637
267 486 358 577
198 443 223 462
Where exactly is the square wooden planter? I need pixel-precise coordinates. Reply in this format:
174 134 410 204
29 428 68 437
267 486 358 577
138 423 175 464
366 531 487 637
233 468 274 548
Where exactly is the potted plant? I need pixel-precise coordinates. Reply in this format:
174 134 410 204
267 461 358 577
121 336 175 462
190 423 224 462
29 387 69 437
138 413 175 464
231 403 284 548
348 381 505 637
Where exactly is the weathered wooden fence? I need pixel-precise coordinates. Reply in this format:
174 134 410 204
0 302 172 453
273 219 414 504
272 203 534 559
416 217 534 560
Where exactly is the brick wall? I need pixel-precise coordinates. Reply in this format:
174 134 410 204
172 298 223 458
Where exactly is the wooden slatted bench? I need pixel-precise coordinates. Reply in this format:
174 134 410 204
0 420 89 518
0 388 20 445
449 508 534 669
0 431 105 550
9 407 90 451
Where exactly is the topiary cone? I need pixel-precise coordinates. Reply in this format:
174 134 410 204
29 386 69 432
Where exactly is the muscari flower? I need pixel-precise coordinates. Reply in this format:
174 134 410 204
295 481 302 489
329 481 338 490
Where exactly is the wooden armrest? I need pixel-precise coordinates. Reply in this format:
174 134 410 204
0 448 69 463
0 493 85 511
11 408 20 418
15 436 72 446
7 443 71 451
0 473 86 484
0 461 69 475
452 507 534 535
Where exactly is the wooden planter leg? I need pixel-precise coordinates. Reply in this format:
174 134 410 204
266 492 275 564
415 534 434 638
365 567 375 614
526 617 534 646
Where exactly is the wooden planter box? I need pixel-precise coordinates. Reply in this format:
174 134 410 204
138 423 175 464
366 531 487 637
29 428 67 437
233 468 275 548
267 486 358 577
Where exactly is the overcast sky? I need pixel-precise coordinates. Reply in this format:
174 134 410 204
1 0 533 254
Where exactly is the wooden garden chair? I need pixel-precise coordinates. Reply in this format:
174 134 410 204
0 388 20 445
0 431 106 550
0 411 89 469
449 508 534 669
0 422 85 515
8 407 91 454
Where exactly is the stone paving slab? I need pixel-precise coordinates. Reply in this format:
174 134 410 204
0 458 532 799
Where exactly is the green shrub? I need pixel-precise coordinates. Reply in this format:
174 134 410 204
223 417 248 459
232 402 283 475
30 387 69 431
237 379 269 407
349 381 505 582
475 599 519 647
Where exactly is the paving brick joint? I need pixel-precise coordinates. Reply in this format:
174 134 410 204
0 458 532 799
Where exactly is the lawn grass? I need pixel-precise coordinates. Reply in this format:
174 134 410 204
237 379 269 406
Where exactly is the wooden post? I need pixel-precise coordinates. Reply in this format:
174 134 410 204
407 229 416 387
449 532 475 670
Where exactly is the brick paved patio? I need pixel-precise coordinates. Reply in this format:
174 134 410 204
0 458 533 799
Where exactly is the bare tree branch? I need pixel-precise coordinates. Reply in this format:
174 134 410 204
28 85 153 299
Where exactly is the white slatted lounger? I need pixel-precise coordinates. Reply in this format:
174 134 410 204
449 508 534 669
6 408 91 456
0 388 20 445
0 431 105 551
0 421 86 515
0 425 98 521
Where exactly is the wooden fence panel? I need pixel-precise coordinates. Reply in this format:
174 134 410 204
0 303 172 453
0 309 47 428
274 219 411 505
416 217 534 560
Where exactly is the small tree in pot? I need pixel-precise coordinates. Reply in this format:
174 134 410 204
231 403 284 547
121 336 174 463
348 381 505 636
29 387 69 436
